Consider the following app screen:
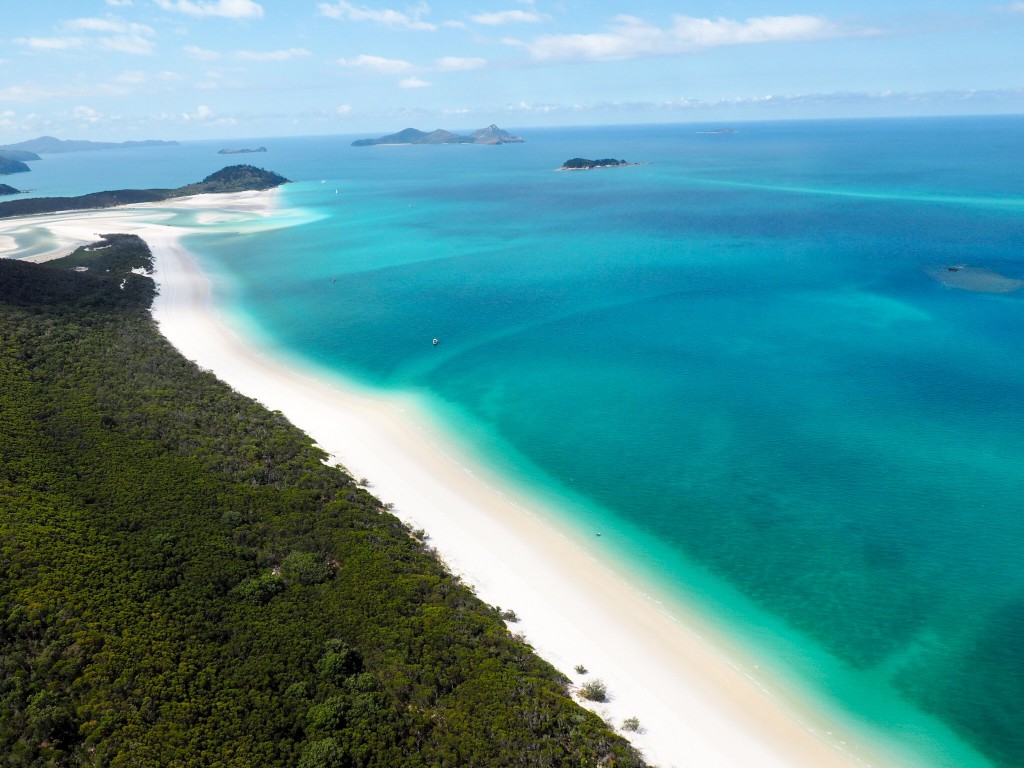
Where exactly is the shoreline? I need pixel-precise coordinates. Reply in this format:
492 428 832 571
1 191 894 768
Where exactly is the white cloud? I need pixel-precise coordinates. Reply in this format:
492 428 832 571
318 1 437 30
99 34 156 55
107 0 134 5
18 18 156 56
399 76 431 88
16 37 85 51
154 0 264 19
184 45 221 59
74 105 103 123
336 104 353 115
115 70 148 84
338 54 413 74
65 18 154 35
435 56 486 71
235 47 312 61
526 14 839 62
471 9 544 26
1005 1 1024 10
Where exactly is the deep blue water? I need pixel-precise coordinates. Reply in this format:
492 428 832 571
12 116 1024 766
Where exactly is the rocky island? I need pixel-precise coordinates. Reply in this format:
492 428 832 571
218 146 267 154
559 158 635 170
0 164 288 219
0 184 22 196
352 124 523 146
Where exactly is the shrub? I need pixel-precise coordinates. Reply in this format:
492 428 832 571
574 664 588 675
233 572 285 604
622 717 641 733
580 679 607 702
280 551 334 585
297 738 346 768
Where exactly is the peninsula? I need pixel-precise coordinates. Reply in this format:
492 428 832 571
0 218 646 766
0 135 178 154
0 149 41 162
0 184 21 196
0 164 288 218
352 124 523 146
559 157 635 170
0 157 30 175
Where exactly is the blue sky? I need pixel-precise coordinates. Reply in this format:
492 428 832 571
3 0 1023 141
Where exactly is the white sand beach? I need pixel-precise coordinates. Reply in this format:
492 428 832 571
1 192 894 768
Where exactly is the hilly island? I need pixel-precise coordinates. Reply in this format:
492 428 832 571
352 124 523 146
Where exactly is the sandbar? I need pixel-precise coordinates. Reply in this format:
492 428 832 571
0 191 898 768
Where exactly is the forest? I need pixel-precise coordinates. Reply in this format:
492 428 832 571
0 165 288 219
0 235 647 767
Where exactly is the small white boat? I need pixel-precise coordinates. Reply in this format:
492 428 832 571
432 338 439 346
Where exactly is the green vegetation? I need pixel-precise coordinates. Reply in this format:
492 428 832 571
0 165 288 219
579 680 609 703
560 158 630 170
0 235 646 767
622 717 641 733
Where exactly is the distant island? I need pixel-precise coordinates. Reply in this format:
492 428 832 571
0 149 41 162
0 184 21 196
0 136 178 154
0 165 288 219
696 129 738 135
559 158 636 171
352 124 523 146
218 147 267 154
0 157 31 175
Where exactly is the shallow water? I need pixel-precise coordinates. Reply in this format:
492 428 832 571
15 117 1024 767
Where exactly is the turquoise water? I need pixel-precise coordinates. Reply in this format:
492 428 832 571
15 117 1024 766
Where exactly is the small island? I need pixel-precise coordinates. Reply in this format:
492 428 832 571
559 158 635 171
218 147 267 154
352 124 523 147
0 184 22 196
0 164 288 219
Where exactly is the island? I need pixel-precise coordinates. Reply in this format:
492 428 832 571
559 157 635 170
0 184 21 196
0 164 288 219
0 136 178 154
352 124 523 146
0 157 31 175
0 149 41 162
218 146 267 154
696 128 738 135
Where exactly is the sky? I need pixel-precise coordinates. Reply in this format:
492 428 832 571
2 0 1024 142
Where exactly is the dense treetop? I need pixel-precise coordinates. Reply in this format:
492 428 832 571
0 234 647 767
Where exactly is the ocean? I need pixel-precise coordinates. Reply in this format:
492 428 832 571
11 116 1024 767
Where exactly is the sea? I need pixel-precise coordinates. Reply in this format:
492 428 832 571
9 115 1024 767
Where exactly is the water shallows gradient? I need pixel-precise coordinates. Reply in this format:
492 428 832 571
25 117 1024 767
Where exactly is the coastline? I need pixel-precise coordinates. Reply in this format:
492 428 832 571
1 192 893 768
